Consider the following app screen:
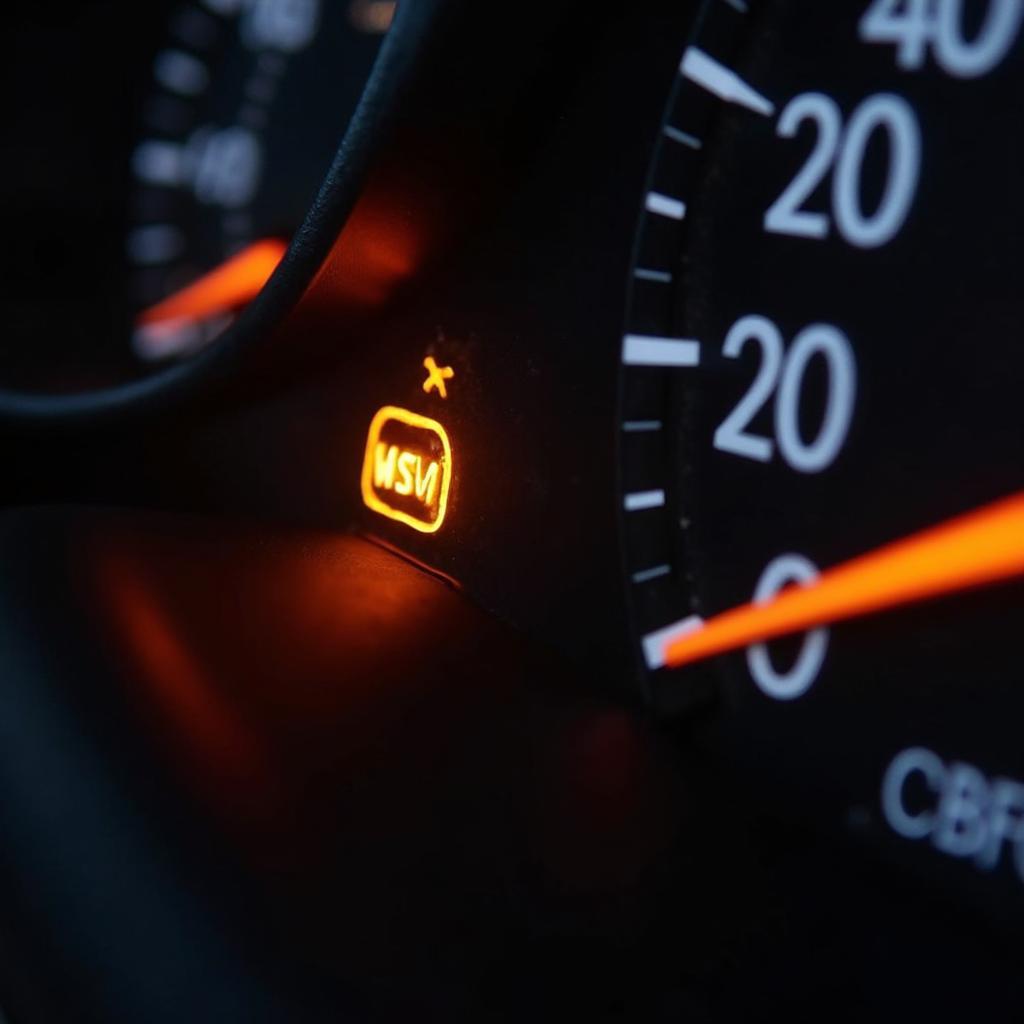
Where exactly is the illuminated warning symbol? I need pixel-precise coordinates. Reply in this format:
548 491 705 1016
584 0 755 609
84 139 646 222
422 356 454 398
361 406 452 533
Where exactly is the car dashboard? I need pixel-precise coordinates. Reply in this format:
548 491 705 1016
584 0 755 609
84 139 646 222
0 1 1022 1020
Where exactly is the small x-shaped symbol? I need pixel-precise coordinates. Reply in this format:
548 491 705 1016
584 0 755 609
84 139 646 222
422 356 455 399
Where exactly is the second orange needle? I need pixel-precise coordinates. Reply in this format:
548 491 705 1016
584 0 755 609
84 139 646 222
660 491 1024 672
136 238 287 327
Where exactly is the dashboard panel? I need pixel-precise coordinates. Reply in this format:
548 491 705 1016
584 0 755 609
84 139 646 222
0 1 1022 1020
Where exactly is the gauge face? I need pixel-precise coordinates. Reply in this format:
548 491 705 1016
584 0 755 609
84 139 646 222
128 0 387 361
621 0 1024 907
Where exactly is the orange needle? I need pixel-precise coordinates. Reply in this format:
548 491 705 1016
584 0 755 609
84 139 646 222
663 491 1024 670
136 238 287 326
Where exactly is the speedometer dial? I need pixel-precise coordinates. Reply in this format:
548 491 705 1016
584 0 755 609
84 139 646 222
621 0 1024 909
0 0 423 417
128 0 386 361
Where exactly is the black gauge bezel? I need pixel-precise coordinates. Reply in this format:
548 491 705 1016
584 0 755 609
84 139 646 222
616 0 743 712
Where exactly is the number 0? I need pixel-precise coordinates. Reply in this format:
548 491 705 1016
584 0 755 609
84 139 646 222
747 554 829 701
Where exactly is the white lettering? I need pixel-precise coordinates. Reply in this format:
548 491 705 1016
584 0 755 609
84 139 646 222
882 746 1024 884
881 746 945 840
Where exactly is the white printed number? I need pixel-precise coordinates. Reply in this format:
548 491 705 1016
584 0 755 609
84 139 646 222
764 93 921 248
747 555 828 701
860 0 1024 77
243 0 321 52
713 315 857 474
204 0 322 52
188 127 262 208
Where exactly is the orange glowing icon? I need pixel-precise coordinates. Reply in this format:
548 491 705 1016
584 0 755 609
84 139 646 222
422 357 454 398
361 406 452 533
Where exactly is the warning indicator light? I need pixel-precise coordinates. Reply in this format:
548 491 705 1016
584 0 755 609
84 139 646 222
361 406 452 533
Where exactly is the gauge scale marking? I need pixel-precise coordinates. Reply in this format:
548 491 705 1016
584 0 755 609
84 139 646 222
619 0 1024 903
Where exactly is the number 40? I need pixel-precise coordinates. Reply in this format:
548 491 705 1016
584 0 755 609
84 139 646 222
860 0 1024 78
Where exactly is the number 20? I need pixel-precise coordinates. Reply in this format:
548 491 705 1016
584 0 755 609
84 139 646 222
764 93 921 249
713 315 857 474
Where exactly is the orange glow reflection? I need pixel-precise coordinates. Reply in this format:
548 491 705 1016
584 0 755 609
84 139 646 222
90 529 468 856
348 0 396 33
311 190 424 309
100 556 277 822
538 710 672 891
